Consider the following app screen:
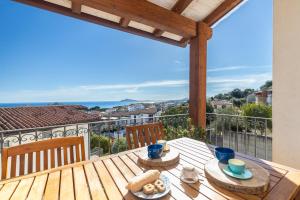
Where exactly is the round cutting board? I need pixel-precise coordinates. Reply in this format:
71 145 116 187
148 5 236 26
204 158 270 195
137 147 179 167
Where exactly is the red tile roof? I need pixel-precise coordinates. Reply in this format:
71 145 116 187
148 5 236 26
0 105 101 131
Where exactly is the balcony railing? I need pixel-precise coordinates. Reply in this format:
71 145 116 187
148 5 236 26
0 113 272 169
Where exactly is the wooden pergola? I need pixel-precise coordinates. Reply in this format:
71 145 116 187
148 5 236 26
14 0 243 128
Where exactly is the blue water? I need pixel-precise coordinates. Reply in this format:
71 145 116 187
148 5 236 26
0 100 137 109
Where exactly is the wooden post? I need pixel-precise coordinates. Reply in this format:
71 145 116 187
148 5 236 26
189 21 212 128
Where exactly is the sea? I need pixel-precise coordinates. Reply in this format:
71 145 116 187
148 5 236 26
0 100 139 109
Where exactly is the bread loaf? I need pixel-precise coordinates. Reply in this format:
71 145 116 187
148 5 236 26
126 170 160 192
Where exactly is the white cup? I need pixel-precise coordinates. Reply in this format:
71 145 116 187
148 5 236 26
181 165 199 180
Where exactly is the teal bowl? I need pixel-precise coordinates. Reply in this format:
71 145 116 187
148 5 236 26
228 159 245 174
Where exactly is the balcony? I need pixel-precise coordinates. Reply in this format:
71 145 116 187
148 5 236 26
0 113 272 162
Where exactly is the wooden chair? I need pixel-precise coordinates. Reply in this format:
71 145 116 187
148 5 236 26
125 122 164 149
1 136 85 180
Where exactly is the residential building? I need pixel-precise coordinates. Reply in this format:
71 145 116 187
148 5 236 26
211 100 233 109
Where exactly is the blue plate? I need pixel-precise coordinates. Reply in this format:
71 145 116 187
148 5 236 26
222 166 253 180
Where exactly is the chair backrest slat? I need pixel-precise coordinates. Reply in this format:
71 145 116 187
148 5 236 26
36 151 40 172
125 122 164 149
11 156 16 178
70 146 75 163
75 144 80 162
19 154 25 176
50 148 55 168
1 136 86 180
57 147 62 167
63 146 68 165
28 152 33 174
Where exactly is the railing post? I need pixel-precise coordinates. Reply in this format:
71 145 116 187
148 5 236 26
87 123 91 159
1 133 4 152
235 116 239 152
76 124 79 136
35 131 38 141
228 118 232 148
244 118 248 154
63 126 66 137
265 119 268 160
18 131 22 145
254 118 257 157
221 115 225 147
215 114 218 146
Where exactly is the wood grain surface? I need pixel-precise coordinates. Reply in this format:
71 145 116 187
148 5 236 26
0 138 299 200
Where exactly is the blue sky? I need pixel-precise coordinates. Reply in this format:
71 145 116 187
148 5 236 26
0 0 272 102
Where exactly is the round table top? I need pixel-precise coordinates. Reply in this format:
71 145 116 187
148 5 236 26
204 158 270 195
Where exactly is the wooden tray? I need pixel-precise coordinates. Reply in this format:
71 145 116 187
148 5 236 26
204 158 270 195
137 147 179 167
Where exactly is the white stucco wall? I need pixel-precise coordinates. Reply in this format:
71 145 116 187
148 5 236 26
273 0 300 169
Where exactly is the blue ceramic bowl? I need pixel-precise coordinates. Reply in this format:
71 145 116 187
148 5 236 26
215 147 235 164
148 144 163 159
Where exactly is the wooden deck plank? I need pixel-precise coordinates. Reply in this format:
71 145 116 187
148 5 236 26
84 162 108 200
170 140 284 182
103 158 138 200
0 138 299 200
178 140 287 178
0 181 20 200
126 153 198 200
111 156 136 181
73 165 91 200
118 155 175 200
60 168 74 200
93 160 123 200
180 138 288 174
44 171 60 200
26 174 48 200
128 153 212 200
264 171 300 200
10 177 34 200
132 150 245 200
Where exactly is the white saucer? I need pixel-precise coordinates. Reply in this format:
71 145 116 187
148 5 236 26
180 175 199 184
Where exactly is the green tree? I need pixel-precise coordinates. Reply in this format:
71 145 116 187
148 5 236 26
231 89 244 98
243 88 255 97
241 103 272 118
90 134 110 153
260 80 272 91
206 101 214 113
111 138 127 154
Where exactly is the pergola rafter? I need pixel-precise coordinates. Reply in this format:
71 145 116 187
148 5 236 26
13 0 244 128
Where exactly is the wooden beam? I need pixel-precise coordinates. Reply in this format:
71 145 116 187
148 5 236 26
204 0 242 26
189 22 212 128
14 0 187 47
83 0 196 38
153 0 193 38
120 18 130 28
172 0 193 13
71 0 81 14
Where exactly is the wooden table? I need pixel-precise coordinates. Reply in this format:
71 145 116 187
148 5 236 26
0 137 300 200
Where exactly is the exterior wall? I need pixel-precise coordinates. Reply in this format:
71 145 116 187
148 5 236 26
273 0 300 169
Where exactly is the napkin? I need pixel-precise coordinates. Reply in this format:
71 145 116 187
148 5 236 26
126 170 160 192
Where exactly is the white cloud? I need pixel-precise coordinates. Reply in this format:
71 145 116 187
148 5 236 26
0 67 272 102
208 65 271 72
79 80 188 91
0 80 189 102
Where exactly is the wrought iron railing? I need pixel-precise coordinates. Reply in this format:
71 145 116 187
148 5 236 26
0 113 272 168
206 113 272 160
